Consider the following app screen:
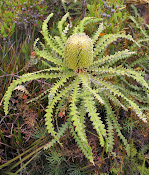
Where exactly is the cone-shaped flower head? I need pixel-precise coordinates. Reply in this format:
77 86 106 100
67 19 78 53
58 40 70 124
64 33 93 70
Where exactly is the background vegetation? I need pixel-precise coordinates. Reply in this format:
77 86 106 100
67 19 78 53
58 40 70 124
0 0 149 174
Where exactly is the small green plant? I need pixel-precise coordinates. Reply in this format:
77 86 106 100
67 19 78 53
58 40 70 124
61 0 85 22
87 0 128 33
123 144 149 175
2 13 149 164
0 9 16 38
128 5 149 48
0 0 49 39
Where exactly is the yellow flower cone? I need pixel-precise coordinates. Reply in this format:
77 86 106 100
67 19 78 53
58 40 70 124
64 33 93 70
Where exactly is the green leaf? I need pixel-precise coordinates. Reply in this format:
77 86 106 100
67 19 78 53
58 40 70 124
1 25 4 34
4 22 8 29
113 13 118 23
118 11 122 19
79 72 104 104
11 23 15 33
69 77 94 164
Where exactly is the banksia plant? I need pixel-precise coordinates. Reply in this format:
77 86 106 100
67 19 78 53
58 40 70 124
3 13 149 164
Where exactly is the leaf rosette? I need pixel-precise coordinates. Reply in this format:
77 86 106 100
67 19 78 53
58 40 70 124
2 13 149 165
